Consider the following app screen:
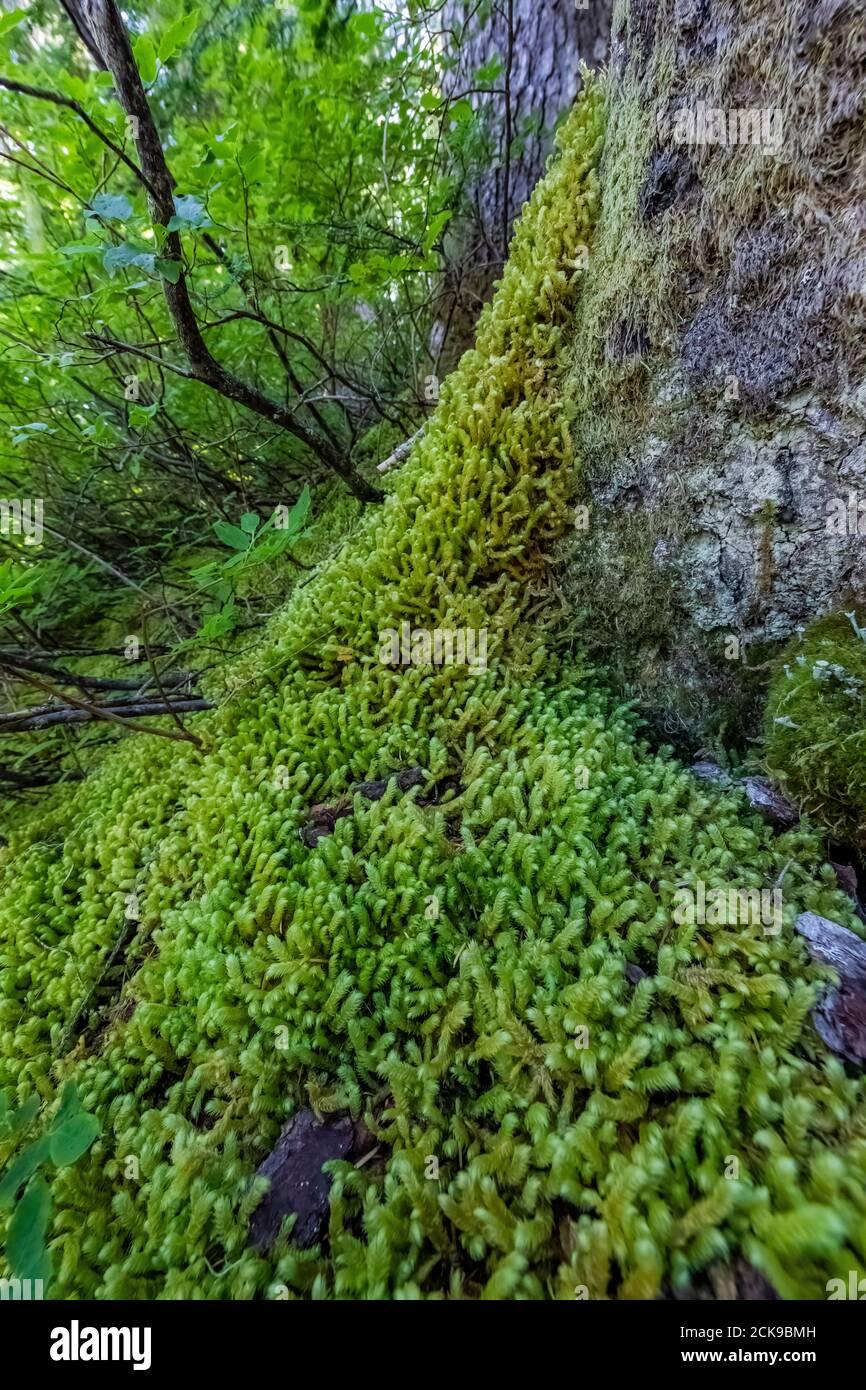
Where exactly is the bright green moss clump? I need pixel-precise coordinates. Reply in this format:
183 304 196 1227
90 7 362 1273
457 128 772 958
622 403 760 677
1 85 866 1300
765 612 866 851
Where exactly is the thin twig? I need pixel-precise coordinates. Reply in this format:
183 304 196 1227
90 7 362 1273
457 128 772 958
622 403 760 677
377 426 424 474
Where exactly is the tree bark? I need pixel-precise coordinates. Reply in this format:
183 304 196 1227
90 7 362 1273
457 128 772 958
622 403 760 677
561 0 866 749
435 0 613 371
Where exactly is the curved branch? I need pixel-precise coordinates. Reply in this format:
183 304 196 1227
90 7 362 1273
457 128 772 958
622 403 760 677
0 75 158 199
51 1 383 504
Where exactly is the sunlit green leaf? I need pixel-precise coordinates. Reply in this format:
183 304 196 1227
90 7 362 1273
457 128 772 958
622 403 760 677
134 33 158 84
88 193 132 222
0 9 27 39
159 8 201 62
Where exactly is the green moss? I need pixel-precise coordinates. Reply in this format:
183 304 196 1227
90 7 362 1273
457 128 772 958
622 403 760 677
0 84 865 1301
765 612 866 850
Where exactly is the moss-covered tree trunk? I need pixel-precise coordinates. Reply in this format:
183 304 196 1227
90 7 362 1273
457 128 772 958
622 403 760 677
562 0 866 749
434 0 613 371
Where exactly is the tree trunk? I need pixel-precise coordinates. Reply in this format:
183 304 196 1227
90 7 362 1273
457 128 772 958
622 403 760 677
561 0 866 749
435 0 613 372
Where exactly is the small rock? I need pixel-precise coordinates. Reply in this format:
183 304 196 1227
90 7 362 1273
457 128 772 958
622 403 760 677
626 963 649 984
689 760 731 786
248 1109 374 1250
796 912 866 1064
688 767 799 831
740 776 799 829
831 860 861 904
673 1256 779 1302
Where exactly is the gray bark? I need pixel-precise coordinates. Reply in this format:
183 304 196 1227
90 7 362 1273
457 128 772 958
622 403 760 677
561 0 866 749
435 0 613 370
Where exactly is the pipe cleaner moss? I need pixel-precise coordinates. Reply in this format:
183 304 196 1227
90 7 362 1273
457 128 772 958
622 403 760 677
0 81 865 1301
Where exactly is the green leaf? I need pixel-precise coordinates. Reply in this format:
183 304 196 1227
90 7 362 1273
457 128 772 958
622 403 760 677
166 193 210 231
159 8 200 62
282 484 311 536
0 1135 51 1209
424 210 452 251
349 11 379 41
0 9 26 38
197 602 238 641
49 1112 100 1167
10 422 54 436
448 98 474 124
59 241 103 257
88 193 132 221
213 521 250 551
474 56 504 84
0 1095 37 1139
6 1176 52 1283
238 143 266 183
419 92 439 112
103 242 156 275
134 33 158 85
240 512 259 534
155 257 181 284
128 403 158 431
53 1083 82 1127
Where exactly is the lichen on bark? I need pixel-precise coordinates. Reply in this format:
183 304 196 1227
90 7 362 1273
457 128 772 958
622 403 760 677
560 0 866 749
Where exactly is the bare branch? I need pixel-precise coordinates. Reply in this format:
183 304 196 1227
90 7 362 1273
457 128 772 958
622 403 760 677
0 75 158 199
0 666 208 742
377 427 424 473
0 697 211 734
51 1 383 504
0 651 192 692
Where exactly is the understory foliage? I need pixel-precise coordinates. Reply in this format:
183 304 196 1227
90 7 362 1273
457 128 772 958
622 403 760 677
0 0 471 644
1 85 865 1301
765 613 866 853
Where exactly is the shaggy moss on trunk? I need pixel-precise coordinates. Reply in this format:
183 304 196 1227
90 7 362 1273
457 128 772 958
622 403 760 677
560 0 866 751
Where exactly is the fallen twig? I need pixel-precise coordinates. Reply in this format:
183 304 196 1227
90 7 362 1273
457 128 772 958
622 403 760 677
0 666 209 744
376 427 424 474
0 697 211 733
0 766 83 788
0 652 193 693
